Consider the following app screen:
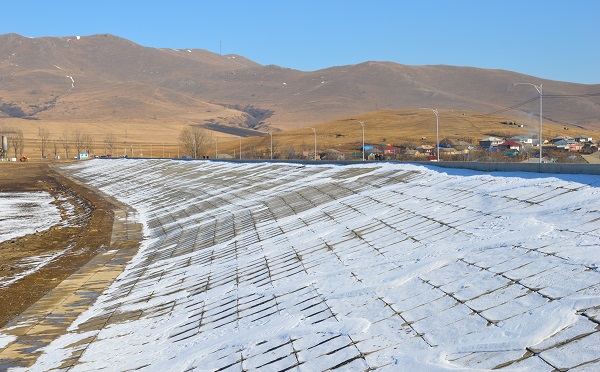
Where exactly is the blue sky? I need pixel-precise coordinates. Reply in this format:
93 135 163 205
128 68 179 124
2 1 598 84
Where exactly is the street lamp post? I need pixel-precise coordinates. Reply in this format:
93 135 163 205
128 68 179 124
512 83 543 163
359 121 365 161
237 136 242 159
419 108 439 161
258 131 273 160
310 128 317 160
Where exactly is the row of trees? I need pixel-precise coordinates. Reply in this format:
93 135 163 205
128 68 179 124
1 127 121 159
38 128 98 159
178 127 213 158
5 129 25 158
178 126 311 160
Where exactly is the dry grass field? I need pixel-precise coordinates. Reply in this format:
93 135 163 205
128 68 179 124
217 109 600 158
5 108 599 160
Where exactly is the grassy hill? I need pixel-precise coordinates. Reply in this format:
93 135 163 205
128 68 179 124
0 33 599 159
217 109 596 159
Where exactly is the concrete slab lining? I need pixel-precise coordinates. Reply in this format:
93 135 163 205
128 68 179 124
1 159 599 371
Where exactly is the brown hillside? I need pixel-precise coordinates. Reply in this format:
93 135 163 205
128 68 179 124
0 33 599 153
216 109 598 158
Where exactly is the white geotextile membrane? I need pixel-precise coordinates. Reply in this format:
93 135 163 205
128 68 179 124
0 191 61 243
16 160 600 371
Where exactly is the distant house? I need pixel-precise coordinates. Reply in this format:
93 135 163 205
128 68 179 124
479 137 503 148
416 145 434 154
498 141 523 152
508 135 533 144
568 142 584 152
453 141 474 152
404 149 424 158
574 135 593 142
378 145 400 155
550 135 574 144
366 147 383 156
552 140 569 150
439 147 458 156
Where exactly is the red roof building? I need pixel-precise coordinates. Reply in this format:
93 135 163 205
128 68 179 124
498 141 523 151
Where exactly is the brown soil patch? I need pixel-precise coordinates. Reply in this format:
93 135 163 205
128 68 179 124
0 161 115 327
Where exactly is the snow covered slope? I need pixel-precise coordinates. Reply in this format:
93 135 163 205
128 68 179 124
17 160 600 370
0 192 61 243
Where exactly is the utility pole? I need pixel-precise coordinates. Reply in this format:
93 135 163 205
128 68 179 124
419 108 440 161
359 121 365 161
512 83 543 163
310 128 317 160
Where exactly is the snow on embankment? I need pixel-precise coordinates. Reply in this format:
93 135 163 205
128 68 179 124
23 160 600 371
0 192 61 243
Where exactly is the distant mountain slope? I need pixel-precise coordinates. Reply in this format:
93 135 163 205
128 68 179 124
0 33 598 137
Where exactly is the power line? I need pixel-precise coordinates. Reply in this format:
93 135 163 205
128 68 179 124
474 91 600 119
477 96 540 117
543 92 600 98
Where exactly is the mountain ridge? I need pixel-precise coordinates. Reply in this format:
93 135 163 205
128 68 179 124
0 33 598 145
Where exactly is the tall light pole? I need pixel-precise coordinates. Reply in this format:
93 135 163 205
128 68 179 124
359 121 365 161
512 83 543 163
237 136 242 159
419 108 439 161
258 131 273 160
310 127 317 160
215 136 218 159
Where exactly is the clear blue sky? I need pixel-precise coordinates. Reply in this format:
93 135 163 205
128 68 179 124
2 0 598 84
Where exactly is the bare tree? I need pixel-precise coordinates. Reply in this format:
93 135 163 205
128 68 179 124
73 129 84 154
52 140 59 159
83 133 94 155
179 126 212 159
61 130 71 159
8 129 24 158
280 144 297 159
38 127 51 158
18 130 24 157
104 132 116 155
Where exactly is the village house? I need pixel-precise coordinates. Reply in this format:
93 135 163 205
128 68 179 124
508 135 533 144
549 139 570 150
453 140 475 152
568 142 584 152
404 149 424 158
479 137 503 148
550 135 575 144
574 135 593 142
439 147 458 157
416 145 434 154
378 145 401 156
498 141 523 152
